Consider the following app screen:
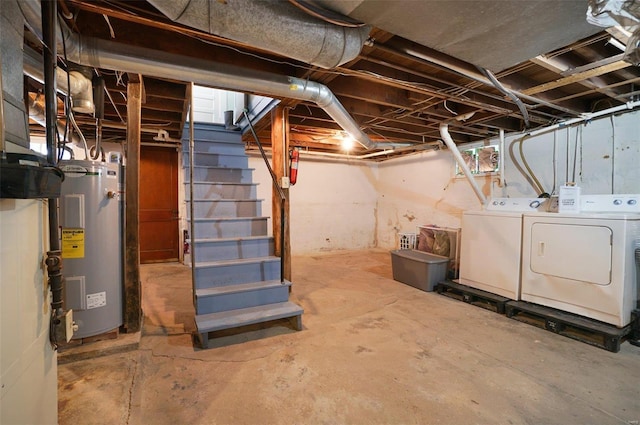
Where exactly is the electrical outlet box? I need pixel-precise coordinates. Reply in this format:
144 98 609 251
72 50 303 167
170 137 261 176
281 176 290 189
55 309 77 343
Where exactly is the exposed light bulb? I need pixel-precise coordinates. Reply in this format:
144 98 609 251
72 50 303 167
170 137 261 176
341 133 355 151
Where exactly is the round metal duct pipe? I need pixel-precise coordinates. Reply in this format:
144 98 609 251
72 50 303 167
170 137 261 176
146 0 371 69
19 0 380 150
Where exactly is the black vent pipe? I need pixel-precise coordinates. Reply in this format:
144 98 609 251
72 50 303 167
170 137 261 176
42 0 64 348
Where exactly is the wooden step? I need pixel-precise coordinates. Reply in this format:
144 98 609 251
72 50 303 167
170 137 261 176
195 280 290 313
187 217 269 239
190 236 274 262
194 301 304 348
184 151 248 168
182 125 243 147
194 256 281 287
185 182 258 200
186 166 254 183
188 199 263 219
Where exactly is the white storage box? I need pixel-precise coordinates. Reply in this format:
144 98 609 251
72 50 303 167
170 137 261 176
390 249 449 292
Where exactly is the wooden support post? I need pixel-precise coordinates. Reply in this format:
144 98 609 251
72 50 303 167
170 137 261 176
123 76 143 333
271 106 291 281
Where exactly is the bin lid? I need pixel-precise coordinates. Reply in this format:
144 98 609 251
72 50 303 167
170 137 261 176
391 249 449 264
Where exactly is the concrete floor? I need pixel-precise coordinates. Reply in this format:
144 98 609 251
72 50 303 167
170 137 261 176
58 249 640 425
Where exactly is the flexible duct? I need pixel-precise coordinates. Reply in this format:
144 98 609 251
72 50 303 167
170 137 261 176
19 0 378 150
146 0 370 69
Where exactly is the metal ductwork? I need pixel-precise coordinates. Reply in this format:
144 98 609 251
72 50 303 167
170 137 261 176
19 0 379 150
2 0 30 150
23 46 94 114
146 0 371 69
27 92 86 155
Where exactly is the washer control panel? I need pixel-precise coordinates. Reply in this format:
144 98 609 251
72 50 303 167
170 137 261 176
581 194 640 213
485 197 548 212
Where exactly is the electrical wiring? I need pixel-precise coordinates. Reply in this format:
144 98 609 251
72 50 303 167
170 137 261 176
478 66 531 128
179 25 556 130
443 100 457 115
288 0 367 28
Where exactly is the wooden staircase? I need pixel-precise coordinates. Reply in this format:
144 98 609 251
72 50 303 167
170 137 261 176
184 123 303 348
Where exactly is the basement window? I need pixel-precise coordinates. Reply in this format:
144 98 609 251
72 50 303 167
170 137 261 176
455 142 500 177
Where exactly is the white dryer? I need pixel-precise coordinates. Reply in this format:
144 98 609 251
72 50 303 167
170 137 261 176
458 198 547 299
521 194 640 327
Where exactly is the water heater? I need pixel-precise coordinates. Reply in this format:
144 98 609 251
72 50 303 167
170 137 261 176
59 160 123 338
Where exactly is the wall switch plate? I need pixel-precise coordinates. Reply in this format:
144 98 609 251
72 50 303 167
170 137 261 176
281 176 290 189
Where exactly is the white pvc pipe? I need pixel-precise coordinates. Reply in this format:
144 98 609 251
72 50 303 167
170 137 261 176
439 115 488 206
499 128 505 189
523 100 640 138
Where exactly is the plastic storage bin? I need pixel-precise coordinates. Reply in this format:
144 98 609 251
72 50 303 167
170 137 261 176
390 249 449 292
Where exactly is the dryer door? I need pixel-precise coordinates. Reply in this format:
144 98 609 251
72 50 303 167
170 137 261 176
529 223 612 285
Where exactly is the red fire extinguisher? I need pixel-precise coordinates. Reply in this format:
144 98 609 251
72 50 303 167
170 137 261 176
289 148 300 186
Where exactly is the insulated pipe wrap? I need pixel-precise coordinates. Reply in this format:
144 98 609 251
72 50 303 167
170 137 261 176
147 0 370 69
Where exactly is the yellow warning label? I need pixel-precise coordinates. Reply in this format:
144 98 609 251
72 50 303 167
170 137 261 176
62 229 85 259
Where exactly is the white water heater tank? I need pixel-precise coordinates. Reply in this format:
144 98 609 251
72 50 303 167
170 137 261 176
59 160 123 339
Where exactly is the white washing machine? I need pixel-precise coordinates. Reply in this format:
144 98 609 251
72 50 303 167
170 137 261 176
458 198 547 299
521 194 640 327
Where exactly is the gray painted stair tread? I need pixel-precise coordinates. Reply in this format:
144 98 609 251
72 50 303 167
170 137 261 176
192 235 273 243
195 301 304 332
196 280 291 297
190 165 254 171
191 198 263 202
195 256 280 268
188 151 247 157
187 182 258 186
188 217 269 222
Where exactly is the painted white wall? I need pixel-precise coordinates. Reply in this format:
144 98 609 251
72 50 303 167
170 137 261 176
376 148 486 249
376 108 640 250
500 110 640 197
1 199 57 424
248 108 640 253
249 154 379 253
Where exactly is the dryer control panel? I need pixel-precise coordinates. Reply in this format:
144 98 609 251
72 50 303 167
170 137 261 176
485 197 548 212
581 194 640 213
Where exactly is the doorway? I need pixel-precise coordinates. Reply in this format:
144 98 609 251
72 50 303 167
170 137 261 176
139 145 179 263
